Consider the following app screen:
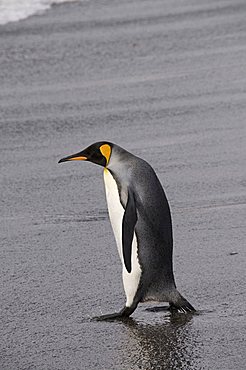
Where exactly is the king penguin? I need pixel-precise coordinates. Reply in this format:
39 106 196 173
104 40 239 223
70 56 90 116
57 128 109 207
58 141 195 319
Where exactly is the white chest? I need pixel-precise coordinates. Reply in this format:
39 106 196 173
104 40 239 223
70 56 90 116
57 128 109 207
103 168 125 260
103 168 141 307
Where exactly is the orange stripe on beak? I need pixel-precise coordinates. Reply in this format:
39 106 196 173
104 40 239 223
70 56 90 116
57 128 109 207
67 156 87 161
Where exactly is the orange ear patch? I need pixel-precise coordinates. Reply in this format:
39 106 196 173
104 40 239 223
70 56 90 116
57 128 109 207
100 144 111 164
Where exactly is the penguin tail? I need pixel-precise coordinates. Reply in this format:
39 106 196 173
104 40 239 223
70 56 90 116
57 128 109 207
169 291 196 313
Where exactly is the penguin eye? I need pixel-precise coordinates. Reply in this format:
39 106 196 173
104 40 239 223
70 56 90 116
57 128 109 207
87 148 107 167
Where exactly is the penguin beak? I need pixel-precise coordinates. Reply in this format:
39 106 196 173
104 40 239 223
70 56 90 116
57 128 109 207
58 152 87 163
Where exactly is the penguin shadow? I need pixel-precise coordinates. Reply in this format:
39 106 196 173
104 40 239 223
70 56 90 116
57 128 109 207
121 312 197 370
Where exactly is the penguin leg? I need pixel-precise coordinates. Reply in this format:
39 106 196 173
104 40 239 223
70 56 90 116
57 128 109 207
93 304 137 321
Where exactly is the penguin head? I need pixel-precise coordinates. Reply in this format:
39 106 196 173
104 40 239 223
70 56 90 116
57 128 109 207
58 141 113 167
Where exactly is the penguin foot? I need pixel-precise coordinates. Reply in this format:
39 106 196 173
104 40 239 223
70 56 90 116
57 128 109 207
92 312 127 321
169 301 196 314
92 306 135 321
145 305 170 312
168 291 196 314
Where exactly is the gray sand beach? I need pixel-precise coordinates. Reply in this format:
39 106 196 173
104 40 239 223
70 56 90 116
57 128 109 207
0 0 246 369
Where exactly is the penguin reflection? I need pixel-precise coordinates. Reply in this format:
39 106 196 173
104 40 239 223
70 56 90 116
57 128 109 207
123 313 197 370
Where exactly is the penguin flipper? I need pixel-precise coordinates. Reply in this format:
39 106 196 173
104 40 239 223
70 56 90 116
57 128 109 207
122 189 137 273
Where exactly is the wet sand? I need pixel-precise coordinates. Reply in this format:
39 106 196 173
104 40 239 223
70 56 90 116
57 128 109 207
1 1 246 369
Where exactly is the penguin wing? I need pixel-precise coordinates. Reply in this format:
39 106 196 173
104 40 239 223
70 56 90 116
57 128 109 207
122 189 137 273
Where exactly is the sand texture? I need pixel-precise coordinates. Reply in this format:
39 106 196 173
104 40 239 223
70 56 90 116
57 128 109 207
0 1 246 369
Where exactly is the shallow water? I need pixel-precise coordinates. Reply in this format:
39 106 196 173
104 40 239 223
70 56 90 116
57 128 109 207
0 0 246 369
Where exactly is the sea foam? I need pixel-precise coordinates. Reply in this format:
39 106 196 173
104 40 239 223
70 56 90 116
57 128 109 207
0 0 78 25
